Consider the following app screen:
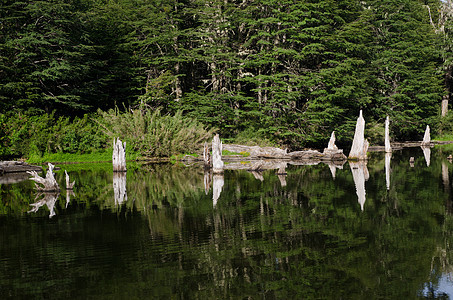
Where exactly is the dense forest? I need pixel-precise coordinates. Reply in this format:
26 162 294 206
1 0 453 159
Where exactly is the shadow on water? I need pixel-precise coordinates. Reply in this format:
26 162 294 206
2 148 453 298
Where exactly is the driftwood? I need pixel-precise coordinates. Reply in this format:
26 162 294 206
222 144 346 161
212 134 224 173
0 161 42 174
65 170 75 189
27 163 60 192
113 137 127 172
223 144 288 159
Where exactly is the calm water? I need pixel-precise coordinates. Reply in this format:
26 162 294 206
1 147 453 299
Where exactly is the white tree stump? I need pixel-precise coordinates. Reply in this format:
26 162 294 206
27 163 60 192
327 131 338 151
113 137 127 172
385 116 392 153
422 125 431 146
65 170 75 190
212 134 224 174
349 110 368 160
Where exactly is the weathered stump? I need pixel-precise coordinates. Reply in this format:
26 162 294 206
385 116 392 153
113 137 127 172
422 125 431 146
349 110 369 160
212 134 224 174
27 163 60 192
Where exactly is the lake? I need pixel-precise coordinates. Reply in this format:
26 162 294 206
1 147 453 299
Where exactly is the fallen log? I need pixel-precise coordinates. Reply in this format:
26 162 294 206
0 161 42 173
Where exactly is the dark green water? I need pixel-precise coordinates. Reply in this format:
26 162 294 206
1 147 453 299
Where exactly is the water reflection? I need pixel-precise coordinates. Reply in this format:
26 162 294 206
66 190 75 208
277 162 287 187
28 192 59 218
113 172 127 206
3 149 453 298
385 152 392 190
212 174 224 207
204 170 212 195
349 161 368 211
422 146 431 167
442 161 450 193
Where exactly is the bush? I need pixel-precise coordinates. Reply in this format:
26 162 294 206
97 106 216 157
0 112 108 159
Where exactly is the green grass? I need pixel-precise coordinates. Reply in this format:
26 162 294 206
26 150 141 164
27 151 112 164
433 134 453 141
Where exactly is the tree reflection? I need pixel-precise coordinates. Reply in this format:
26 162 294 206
28 192 60 218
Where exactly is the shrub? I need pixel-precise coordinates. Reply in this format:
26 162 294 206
97 106 216 157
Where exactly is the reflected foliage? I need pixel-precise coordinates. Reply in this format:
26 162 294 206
1 149 453 298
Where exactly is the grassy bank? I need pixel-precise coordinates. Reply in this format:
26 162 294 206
26 150 143 164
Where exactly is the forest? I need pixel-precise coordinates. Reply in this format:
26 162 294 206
1 0 453 159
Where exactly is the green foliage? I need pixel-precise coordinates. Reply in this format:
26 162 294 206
97 106 216 157
0 0 450 150
231 127 276 147
0 112 108 159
